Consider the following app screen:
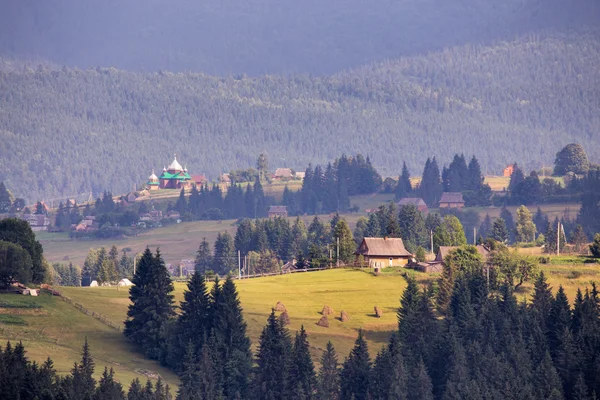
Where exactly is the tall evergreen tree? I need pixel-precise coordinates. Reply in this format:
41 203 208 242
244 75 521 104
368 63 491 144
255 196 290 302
288 326 316 399
398 205 427 252
124 248 175 360
419 157 443 207
317 341 339 400
213 232 236 275
395 162 412 200
491 218 509 243
211 276 252 399
195 238 213 274
333 219 355 264
254 310 292 400
94 367 125 400
69 338 96 400
340 330 371 400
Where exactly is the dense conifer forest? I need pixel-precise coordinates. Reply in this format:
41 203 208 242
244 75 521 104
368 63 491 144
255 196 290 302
1 30 599 202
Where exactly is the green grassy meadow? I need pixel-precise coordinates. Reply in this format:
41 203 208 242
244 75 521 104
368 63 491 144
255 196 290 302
0 292 178 388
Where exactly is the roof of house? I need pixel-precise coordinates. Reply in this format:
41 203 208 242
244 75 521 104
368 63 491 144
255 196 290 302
356 237 413 257
275 168 293 177
439 192 465 204
268 206 288 213
159 171 191 180
436 245 490 262
191 174 207 183
397 197 427 207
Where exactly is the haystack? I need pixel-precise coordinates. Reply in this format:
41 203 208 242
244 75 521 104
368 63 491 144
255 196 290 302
316 315 329 328
275 301 287 312
340 310 350 322
374 306 383 318
279 311 290 326
321 305 334 315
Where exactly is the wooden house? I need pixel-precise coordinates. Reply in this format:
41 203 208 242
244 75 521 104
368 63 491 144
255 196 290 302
268 206 288 218
397 197 428 213
439 192 465 209
503 164 516 177
274 168 293 180
355 237 413 268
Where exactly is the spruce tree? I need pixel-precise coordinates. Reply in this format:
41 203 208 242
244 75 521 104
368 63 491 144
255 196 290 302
167 271 211 370
398 205 427 252
254 310 292 400
533 351 564 399
177 342 201 400
491 218 509 243
530 271 554 331
212 276 252 399
395 162 412 200
340 330 371 400
408 358 433 400
388 347 408 400
127 378 144 400
213 232 236 275
194 238 213 274
124 248 175 360
69 338 96 400
317 341 339 400
500 206 515 243
334 219 355 264
94 367 125 400
288 326 316 399
370 346 394 400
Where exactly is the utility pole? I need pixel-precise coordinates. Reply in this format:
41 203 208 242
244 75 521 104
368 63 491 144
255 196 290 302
556 220 560 256
133 256 136 276
430 230 434 254
238 250 241 279
336 237 340 268
473 227 476 245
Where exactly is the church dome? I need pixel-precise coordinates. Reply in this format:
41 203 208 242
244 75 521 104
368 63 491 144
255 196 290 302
168 155 183 172
149 170 158 181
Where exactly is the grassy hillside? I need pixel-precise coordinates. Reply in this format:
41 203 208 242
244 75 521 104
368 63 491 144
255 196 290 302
56 263 600 365
0 0 597 76
1 31 599 202
0 292 178 388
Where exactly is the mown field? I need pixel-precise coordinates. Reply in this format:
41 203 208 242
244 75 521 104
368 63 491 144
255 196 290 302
0 292 178 388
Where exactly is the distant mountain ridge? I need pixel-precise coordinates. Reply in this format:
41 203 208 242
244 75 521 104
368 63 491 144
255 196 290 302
0 30 599 202
0 0 598 75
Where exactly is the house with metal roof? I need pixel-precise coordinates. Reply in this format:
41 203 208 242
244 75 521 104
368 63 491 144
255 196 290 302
268 205 288 218
397 197 429 213
355 237 414 268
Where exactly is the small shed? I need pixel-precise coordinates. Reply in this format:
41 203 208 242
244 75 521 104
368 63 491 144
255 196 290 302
397 197 428 213
439 192 465 209
355 237 413 268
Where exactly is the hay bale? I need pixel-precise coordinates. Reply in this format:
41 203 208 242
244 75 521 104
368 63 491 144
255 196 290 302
374 306 383 318
274 301 287 312
316 315 329 328
340 310 350 322
321 305 334 315
279 311 290 326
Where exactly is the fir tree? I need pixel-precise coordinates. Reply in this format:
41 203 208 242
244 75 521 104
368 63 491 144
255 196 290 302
395 162 412 200
124 248 175 360
370 346 394 400
288 326 316 399
317 341 339 400
194 238 213 274
340 330 371 400
491 218 509 243
500 206 515 243
127 378 144 400
94 367 125 400
212 276 252 399
334 219 355 264
69 338 96 400
398 204 427 252
254 310 292 400
534 351 564 399
213 232 236 275
408 358 434 400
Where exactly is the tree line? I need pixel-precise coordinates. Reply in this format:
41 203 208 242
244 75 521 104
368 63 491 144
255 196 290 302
0 339 173 400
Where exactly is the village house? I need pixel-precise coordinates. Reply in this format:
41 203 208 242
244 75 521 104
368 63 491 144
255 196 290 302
274 168 293 180
268 206 288 218
355 237 414 268
439 192 465 209
397 197 428 213
19 214 51 231
503 164 516 177
294 171 305 180
191 174 208 187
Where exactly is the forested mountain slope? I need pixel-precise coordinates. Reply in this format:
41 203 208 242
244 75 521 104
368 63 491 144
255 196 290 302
1 31 599 202
0 0 598 75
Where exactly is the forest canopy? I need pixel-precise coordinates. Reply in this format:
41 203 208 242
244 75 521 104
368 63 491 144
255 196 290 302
0 31 599 202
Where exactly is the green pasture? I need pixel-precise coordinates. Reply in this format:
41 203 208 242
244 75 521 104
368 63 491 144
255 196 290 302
0 292 178 388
